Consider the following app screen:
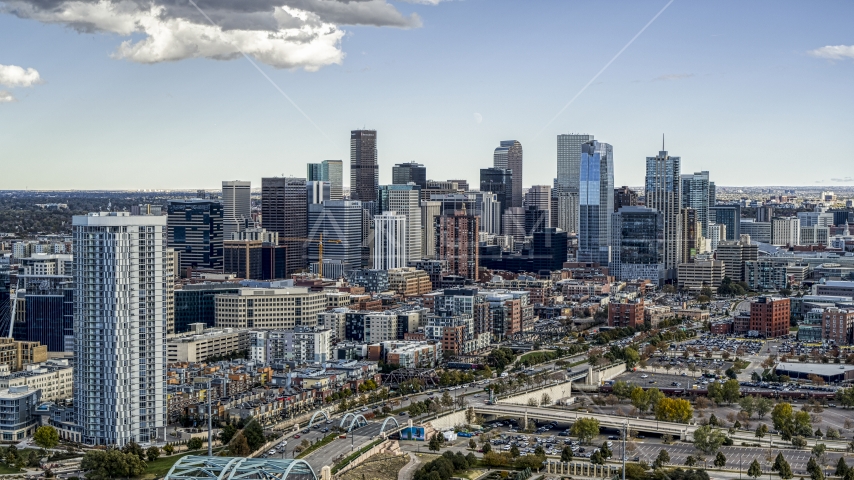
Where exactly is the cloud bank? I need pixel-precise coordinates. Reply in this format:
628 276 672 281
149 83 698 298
808 44 854 61
0 91 15 102
0 0 429 69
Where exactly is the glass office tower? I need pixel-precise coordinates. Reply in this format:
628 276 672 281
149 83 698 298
577 140 614 265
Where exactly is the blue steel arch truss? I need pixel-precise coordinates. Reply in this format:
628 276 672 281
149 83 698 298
165 456 317 480
344 414 368 432
379 416 399 436
307 409 330 429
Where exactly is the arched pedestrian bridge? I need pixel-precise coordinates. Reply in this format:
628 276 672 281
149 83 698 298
165 456 317 480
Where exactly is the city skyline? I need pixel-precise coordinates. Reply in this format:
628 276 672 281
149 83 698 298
1 1 852 189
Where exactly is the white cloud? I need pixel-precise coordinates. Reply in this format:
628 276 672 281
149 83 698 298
1 0 437 69
0 63 41 87
653 73 694 81
808 45 854 61
0 90 15 102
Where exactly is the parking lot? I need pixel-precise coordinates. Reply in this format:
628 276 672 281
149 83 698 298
673 336 764 356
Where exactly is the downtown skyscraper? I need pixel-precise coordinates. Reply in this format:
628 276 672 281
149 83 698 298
681 171 712 237
577 140 614 265
645 149 682 282
556 133 595 193
72 212 167 445
308 160 344 200
493 140 523 208
222 180 251 239
350 130 379 203
261 177 307 274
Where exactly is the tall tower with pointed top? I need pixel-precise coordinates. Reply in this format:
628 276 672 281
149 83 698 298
645 149 682 282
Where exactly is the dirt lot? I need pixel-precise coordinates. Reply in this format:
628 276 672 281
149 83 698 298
339 453 410 480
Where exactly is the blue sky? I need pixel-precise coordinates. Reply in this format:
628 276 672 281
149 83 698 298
0 0 852 190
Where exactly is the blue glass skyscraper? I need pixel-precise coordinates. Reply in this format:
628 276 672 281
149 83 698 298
577 140 614 265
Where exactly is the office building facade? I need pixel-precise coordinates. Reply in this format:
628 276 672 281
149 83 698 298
480 167 513 215
392 162 427 189
222 181 251 239
72 212 167 445
681 171 712 236
610 206 665 283
645 150 682 281
493 140 523 208
374 211 407 270
166 199 224 273
261 177 308 274
710 205 741 241
377 185 423 262
577 140 614 265
350 130 379 203
436 211 479 280
556 133 595 194
307 200 364 273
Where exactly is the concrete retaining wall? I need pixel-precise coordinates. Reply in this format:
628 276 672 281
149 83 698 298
497 381 573 407
427 410 468 431
586 362 626 385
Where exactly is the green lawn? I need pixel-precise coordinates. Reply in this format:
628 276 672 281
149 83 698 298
143 449 209 477
0 464 22 474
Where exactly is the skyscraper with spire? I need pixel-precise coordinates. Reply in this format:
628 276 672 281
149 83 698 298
645 139 682 282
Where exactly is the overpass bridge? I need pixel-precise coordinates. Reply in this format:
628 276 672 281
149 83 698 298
472 403 694 440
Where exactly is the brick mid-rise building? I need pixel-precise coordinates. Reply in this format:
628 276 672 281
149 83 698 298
749 296 791 338
608 299 645 329
822 308 854 345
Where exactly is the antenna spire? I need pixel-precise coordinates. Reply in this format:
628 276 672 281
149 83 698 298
662 133 665 151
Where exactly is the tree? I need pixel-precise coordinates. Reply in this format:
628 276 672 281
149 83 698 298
228 432 250 456
561 446 573 462
655 397 694 423
653 449 670 469
468 439 476 450
590 451 605 465
541 392 552 405
33 426 59 450
748 459 763 479
146 446 160 462
163 444 175 456
81 449 146 480
811 444 827 468
122 441 145 461
428 434 442 452
187 437 204 450
772 403 794 431
693 425 726 454
836 457 849 477
792 436 808 449
482 443 492 454
756 424 768 439
219 423 237 444
509 445 520 458
600 442 612 458
612 380 633 400
756 397 774 418
773 453 786 472
740 397 757 418
808 457 824 480
685 455 697 467
242 420 265 451
570 417 600 444
721 379 741 404
714 452 727 468
779 458 794 480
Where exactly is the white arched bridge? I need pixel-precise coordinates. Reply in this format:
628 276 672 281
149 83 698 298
166 456 317 480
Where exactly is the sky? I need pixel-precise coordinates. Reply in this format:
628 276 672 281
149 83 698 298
0 0 853 190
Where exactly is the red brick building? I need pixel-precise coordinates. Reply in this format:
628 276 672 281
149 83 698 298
710 321 734 335
822 308 854 345
436 211 479 281
608 299 645 329
441 325 466 355
749 296 791 338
